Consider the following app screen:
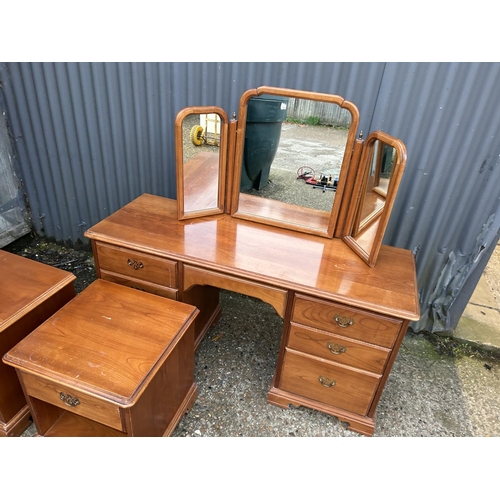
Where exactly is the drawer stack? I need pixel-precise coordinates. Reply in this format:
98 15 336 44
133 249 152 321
269 294 404 435
94 242 178 299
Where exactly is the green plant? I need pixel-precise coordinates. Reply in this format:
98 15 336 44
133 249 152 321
285 116 322 126
305 116 321 126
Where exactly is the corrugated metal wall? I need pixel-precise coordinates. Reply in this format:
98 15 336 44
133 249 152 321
1 62 499 334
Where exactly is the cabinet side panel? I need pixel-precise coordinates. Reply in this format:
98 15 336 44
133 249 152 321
0 284 75 423
128 325 195 436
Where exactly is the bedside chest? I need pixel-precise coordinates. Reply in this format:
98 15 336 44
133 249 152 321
0 249 75 437
3 279 199 437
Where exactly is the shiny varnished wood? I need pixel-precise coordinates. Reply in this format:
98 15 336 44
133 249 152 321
4 279 199 437
183 264 288 318
85 194 419 321
287 323 390 374
229 86 361 238
84 193 420 436
0 250 75 437
280 349 380 415
175 106 228 220
182 151 220 213
292 295 403 348
95 242 177 288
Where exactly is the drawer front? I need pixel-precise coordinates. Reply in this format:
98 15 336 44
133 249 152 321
96 243 177 288
21 372 123 432
292 295 402 348
288 323 390 374
280 349 380 416
100 271 178 300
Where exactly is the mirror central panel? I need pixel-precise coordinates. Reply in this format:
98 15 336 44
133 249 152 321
230 87 359 238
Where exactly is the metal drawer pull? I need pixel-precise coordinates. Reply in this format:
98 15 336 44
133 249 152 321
334 314 354 328
60 392 80 407
327 342 346 355
318 376 336 388
127 258 144 270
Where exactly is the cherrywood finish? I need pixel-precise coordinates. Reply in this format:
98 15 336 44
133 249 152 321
182 152 220 213
343 131 408 267
3 279 199 437
175 106 228 220
229 86 360 238
84 194 419 435
0 250 75 437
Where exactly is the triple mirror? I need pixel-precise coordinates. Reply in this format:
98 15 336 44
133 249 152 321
175 87 408 268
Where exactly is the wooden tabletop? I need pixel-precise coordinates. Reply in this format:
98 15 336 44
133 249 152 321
85 194 420 321
4 279 199 405
0 250 76 330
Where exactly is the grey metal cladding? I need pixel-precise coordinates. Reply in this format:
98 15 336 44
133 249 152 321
1 62 499 333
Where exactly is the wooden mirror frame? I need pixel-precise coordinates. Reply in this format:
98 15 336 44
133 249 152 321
342 130 407 267
175 106 228 220
228 86 360 238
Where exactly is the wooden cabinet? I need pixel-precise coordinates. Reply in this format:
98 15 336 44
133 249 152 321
3 280 199 437
269 294 407 435
84 194 419 436
0 250 75 437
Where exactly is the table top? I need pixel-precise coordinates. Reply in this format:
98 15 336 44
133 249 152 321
0 250 76 331
3 279 199 405
85 194 420 321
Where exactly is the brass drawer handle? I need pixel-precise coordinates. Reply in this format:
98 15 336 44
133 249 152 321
327 342 346 355
60 392 80 407
127 258 144 270
334 314 354 328
318 376 336 388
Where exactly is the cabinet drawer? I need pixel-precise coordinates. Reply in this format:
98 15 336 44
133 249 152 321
96 243 177 288
280 349 380 416
100 271 178 300
21 372 123 432
292 295 402 348
288 323 390 374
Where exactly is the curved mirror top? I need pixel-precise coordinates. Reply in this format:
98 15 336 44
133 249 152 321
175 106 228 220
343 131 407 267
230 86 359 238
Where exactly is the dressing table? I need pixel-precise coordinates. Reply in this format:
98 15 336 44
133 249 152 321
85 86 420 436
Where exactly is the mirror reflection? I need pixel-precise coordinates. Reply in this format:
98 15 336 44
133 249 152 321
231 87 360 238
343 131 407 267
175 107 228 220
240 96 351 213
352 139 395 236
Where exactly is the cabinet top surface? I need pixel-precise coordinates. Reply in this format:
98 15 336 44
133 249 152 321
0 250 76 330
85 194 420 320
3 279 198 404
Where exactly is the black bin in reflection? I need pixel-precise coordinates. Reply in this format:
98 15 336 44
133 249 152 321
240 95 289 192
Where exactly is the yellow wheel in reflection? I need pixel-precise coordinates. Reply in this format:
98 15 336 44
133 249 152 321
190 125 204 146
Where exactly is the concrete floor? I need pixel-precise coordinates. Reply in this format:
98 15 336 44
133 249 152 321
17 243 500 439
20 287 500 438
455 244 500 356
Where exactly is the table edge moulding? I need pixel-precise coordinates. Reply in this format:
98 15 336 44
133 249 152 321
84 193 419 436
